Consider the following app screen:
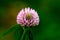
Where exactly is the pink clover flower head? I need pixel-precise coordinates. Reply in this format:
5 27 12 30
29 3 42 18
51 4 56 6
17 7 39 27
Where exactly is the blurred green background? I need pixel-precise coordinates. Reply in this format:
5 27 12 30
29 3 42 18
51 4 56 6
0 0 60 40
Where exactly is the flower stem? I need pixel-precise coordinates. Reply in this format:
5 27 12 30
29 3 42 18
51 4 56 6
20 30 25 40
21 27 27 40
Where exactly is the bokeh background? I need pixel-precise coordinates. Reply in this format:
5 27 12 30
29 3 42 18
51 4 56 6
0 0 60 40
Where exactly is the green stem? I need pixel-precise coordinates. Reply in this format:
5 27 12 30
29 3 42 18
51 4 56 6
20 27 30 40
21 28 27 40
20 30 25 40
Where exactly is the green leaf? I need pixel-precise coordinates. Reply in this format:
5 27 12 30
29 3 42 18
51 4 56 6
13 24 23 40
24 30 33 40
0 24 20 40
24 32 29 40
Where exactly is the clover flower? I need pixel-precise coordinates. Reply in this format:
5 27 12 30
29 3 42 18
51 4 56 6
17 7 39 27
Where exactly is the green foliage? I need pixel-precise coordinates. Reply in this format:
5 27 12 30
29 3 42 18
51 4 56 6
2 24 20 36
13 24 23 40
0 24 21 40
